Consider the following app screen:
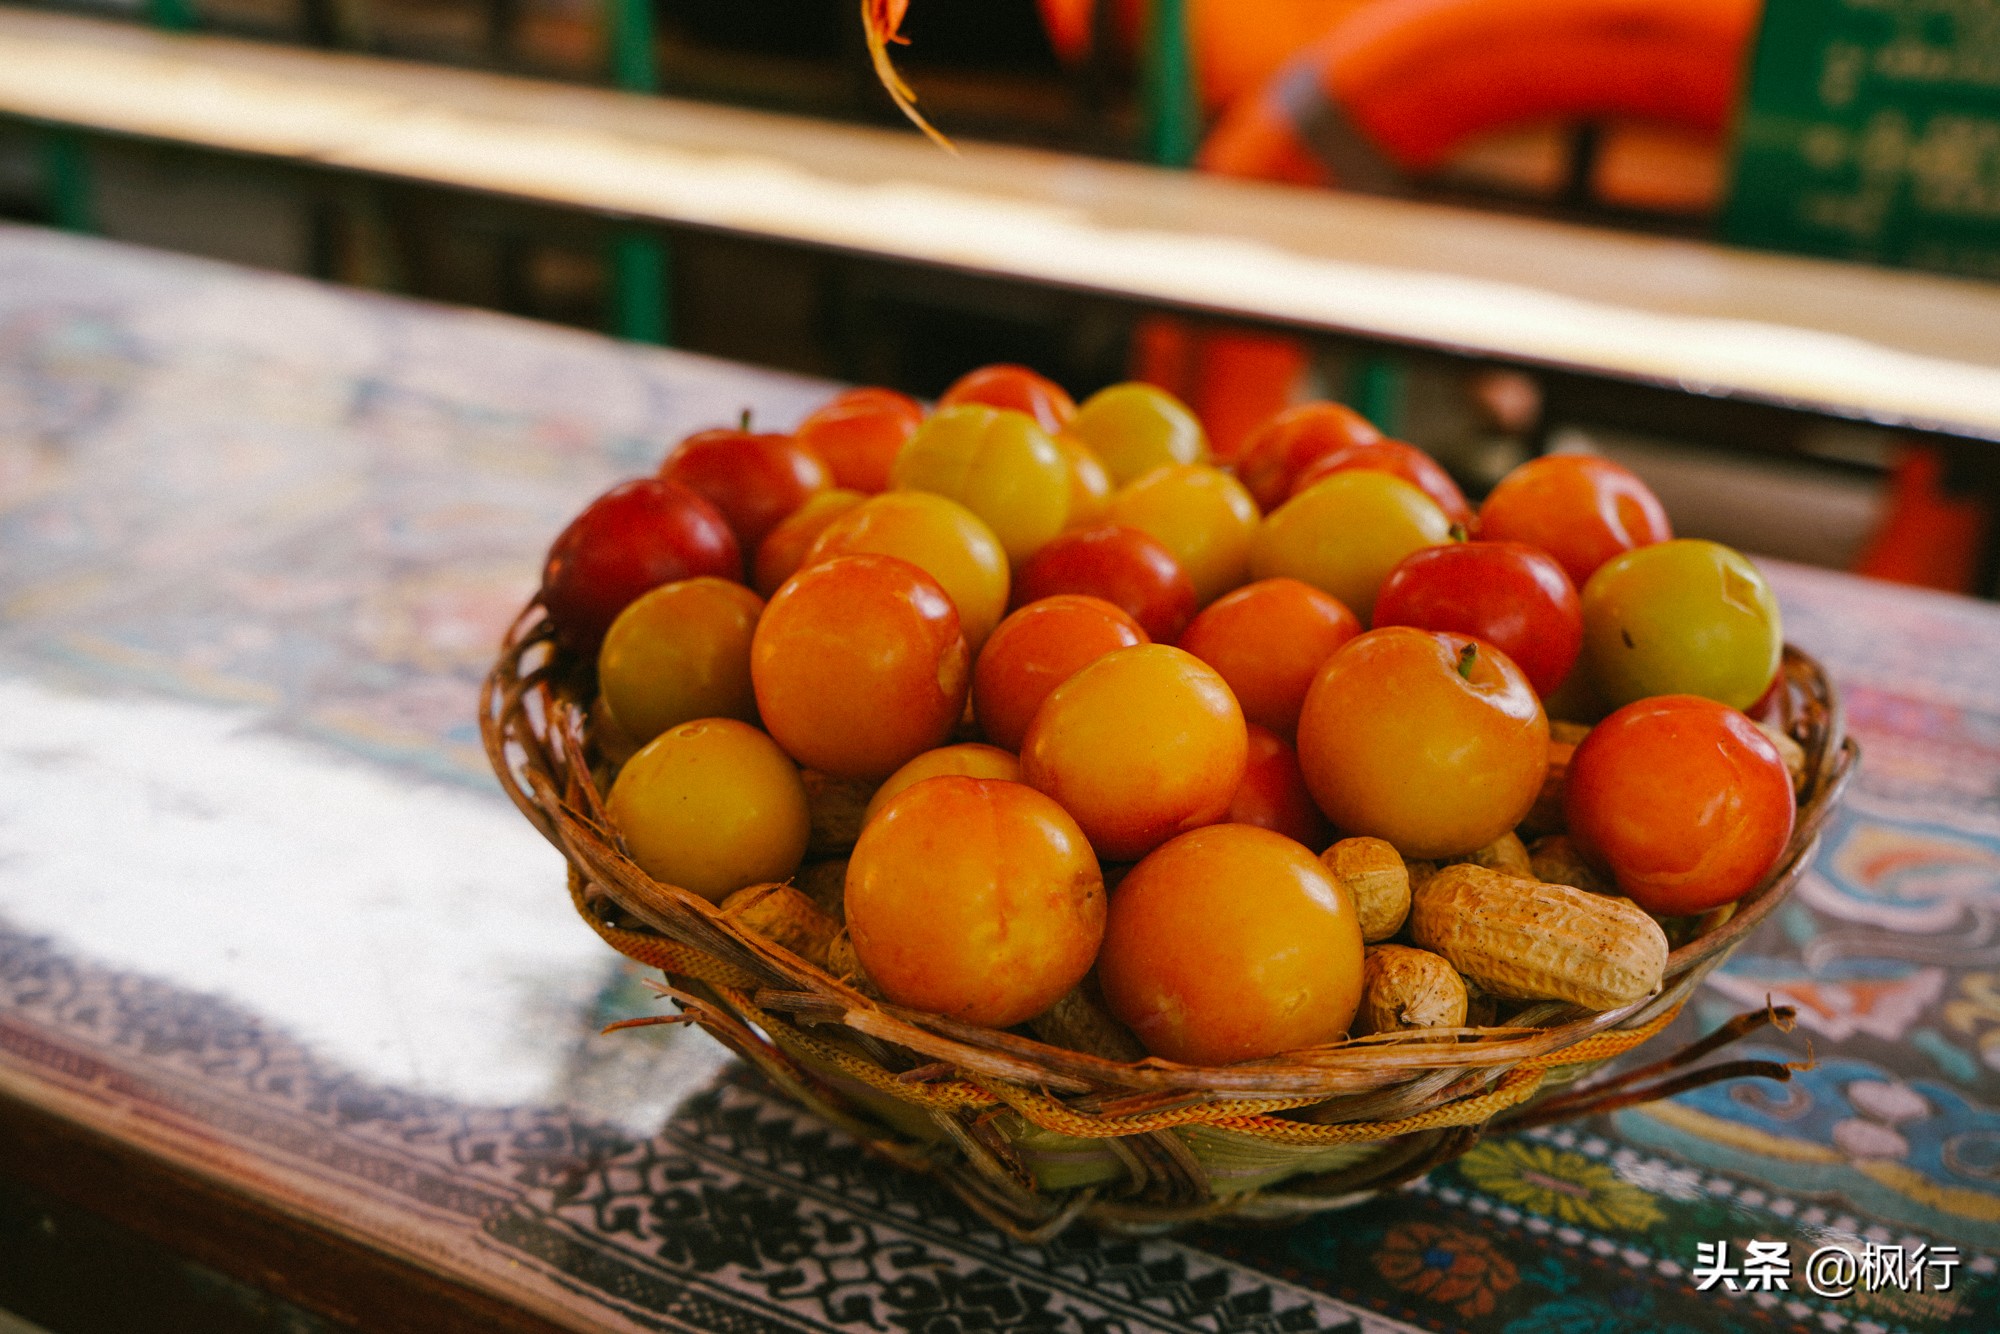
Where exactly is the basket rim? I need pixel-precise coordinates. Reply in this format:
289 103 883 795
479 597 1856 1103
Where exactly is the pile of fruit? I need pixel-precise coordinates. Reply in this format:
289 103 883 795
540 364 1801 1069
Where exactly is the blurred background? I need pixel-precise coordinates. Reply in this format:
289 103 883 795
2 0 1997 589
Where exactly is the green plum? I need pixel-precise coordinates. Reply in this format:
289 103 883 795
1580 539 1781 711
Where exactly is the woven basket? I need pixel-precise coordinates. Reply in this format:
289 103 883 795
481 599 1857 1240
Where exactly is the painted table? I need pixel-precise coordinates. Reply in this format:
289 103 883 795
0 224 1994 1334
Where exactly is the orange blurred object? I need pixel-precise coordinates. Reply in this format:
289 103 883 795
1038 0 1374 111
1138 0 1755 439
1851 445 1990 595
1200 0 1756 185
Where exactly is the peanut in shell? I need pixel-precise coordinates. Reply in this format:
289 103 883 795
1410 863 1667 1011
1029 981 1146 1061
1527 834 1615 896
1456 830 1532 878
1320 836 1410 943
1355 945 1468 1036
1754 720 1808 795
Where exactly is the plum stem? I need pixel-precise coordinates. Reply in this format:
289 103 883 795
1457 643 1478 679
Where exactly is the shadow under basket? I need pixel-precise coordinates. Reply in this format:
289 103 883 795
481 603 1857 1241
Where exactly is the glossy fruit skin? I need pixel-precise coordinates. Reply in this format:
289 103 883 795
892 404 1071 563
1176 578 1361 737
1097 824 1364 1065
972 595 1148 751
1250 471 1452 623
1288 439 1474 528
541 478 742 656
1478 454 1672 588
938 364 1077 435
1372 541 1584 698
846 776 1104 1027
1565 695 1795 915
794 387 923 493
1054 434 1113 528
660 428 830 553
1580 539 1783 712
1021 644 1247 860
1067 383 1210 486
1102 463 1260 605
606 718 810 903
597 578 764 744
1014 523 1198 642
806 491 1010 651
1297 627 1548 859
862 743 1021 824
752 488 865 596
1235 402 1383 512
1228 725 1335 849
751 554 970 779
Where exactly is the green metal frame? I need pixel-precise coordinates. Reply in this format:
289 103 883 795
37 128 92 233
605 0 670 344
1141 0 1199 169
148 0 197 32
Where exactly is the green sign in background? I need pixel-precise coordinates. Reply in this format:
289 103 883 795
1724 0 2000 279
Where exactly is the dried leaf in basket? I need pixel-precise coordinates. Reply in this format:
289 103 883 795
720 883 840 971
826 929 881 998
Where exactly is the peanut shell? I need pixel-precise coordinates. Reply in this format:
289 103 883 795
1410 863 1667 1011
1754 720 1808 795
1321 836 1410 943
1355 945 1468 1036
1457 830 1532 877
1029 980 1147 1061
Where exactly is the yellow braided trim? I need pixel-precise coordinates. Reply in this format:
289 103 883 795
1203 1065 1547 1144
979 1082 1328 1138
1518 1002 1683 1070
741 991 998 1113
570 874 762 991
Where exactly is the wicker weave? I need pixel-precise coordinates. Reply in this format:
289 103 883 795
480 599 1856 1239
